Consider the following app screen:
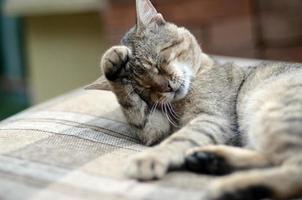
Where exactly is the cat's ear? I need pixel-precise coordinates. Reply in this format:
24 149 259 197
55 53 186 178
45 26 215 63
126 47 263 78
85 76 111 91
136 0 166 31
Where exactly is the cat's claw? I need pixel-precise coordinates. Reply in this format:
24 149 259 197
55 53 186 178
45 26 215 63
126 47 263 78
124 152 169 180
101 46 131 82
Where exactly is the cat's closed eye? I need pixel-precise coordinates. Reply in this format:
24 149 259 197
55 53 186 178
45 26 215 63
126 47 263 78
140 58 153 69
160 39 184 52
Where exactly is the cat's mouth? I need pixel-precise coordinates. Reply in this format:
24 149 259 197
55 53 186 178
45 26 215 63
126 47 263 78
173 76 191 101
142 70 192 105
154 79 190 103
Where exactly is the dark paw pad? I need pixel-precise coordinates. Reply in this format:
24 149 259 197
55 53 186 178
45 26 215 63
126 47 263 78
215 185 273 200
185 152 232 175
104 57 129 82
102 47 130 82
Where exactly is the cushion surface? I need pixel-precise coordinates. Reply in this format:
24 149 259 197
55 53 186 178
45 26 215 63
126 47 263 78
0 57 262 200
0 89 212 200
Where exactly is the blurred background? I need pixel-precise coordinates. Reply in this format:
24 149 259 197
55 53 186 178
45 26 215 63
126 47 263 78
0 0 302 120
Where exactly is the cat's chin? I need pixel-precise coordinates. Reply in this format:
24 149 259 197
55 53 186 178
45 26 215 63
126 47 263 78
153 85 189 104
173 87 188 101
173 78 190 101
149 76 191 104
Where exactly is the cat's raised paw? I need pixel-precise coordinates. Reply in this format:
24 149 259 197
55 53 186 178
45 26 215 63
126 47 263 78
124 152 169 181
101 46 131 82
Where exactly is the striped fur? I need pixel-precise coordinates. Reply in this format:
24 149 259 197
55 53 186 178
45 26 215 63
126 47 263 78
97 0 302 199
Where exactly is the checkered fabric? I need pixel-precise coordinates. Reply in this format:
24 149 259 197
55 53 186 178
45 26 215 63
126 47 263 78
0 57 262 200
0 89 214 200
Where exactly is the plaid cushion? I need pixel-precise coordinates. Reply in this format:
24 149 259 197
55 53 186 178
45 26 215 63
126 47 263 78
0 89 213 200
0 57 262 200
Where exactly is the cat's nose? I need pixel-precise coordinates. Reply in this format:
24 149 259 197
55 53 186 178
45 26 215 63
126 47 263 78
157 81 173 93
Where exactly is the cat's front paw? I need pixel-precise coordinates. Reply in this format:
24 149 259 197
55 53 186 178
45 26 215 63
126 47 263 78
124 151 170 180
101 46 131 82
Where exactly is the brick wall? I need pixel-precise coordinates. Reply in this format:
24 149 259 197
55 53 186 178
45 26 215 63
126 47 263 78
102 0 302 62
256 0 302 62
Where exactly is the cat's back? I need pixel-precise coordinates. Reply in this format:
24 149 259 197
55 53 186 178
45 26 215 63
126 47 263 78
239 62 302 101
246 62 302 85
237 62 302 139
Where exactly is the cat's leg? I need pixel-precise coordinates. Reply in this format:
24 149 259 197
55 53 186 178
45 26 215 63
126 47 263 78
185 145 271 175
204 81 302 199
203 162 302 200
101 46 170 145
125 113 235 180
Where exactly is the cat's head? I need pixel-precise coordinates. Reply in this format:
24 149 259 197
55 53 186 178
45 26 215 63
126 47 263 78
122 0 209 105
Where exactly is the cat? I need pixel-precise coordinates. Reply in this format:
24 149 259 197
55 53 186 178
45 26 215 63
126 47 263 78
89 0 302 199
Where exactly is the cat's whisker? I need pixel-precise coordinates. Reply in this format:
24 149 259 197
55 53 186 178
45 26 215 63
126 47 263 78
166 101 178 120
150 102 158 115
160 100 165 118
149 103 156 114
162 102 171 125
168 102 179 120
168 107 179 124
153 102 159 115
161 100 178 127
165 103 179 127
165 101 179 122
152 102 157 113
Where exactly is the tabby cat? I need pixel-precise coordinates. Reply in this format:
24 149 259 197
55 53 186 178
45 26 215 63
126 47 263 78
89 0 302 199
